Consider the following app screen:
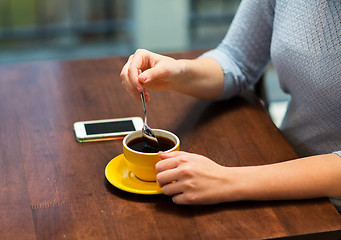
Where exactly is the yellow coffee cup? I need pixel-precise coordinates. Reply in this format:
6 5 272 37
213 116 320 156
123 129 180 181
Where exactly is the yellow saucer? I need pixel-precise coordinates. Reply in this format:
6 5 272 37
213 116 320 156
105 154 163 195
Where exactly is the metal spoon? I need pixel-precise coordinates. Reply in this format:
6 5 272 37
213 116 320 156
140 91 159 147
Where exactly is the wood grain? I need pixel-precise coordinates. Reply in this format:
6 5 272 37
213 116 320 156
0 50 340 239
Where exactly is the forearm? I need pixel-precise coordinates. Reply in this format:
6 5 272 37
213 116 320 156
172 57 224 99
229 153 341 201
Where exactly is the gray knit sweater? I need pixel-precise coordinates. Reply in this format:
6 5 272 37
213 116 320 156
202 0 341 157
202 0 341 210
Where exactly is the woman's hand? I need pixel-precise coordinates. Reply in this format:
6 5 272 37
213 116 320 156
120 49 183 102
156 151 341 205
156 151 236 205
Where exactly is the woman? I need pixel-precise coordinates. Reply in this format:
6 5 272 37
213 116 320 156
120 0 341 210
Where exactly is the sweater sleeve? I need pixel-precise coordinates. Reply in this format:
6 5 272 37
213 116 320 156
333 151 341 158
200 0 275 99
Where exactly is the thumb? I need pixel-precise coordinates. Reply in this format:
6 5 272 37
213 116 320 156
138 65 166 84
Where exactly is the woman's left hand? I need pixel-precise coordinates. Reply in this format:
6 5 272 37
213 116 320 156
156 151 235 205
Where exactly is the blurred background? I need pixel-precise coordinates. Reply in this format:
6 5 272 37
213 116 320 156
0 0 289 125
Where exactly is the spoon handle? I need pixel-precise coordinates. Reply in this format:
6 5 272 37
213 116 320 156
140 91 147 124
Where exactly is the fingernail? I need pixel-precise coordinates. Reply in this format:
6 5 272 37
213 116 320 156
158 151 167 157
136 85 142 92
139 74 148 82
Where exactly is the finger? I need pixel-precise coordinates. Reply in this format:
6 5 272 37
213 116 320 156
120 56 132 85
145 91 151 103
161 181 183 196
155 157 179 173
156 168 179 187
121 74 141 101
120 56 141 100
158 150 183 159
138 66 166 85
128 66 143 93
156 151 185 172
127 54 145 92
138 71 149 84
121 54 133 72
172 193 191 205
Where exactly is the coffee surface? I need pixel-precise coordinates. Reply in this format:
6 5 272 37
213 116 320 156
127 136 175 153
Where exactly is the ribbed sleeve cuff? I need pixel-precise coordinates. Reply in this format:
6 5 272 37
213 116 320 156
199 48 245 100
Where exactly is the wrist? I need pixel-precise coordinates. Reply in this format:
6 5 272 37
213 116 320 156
218 166 262 202
170 59 190 92
227 167 248 202
210 166 247 203
171 58 224 99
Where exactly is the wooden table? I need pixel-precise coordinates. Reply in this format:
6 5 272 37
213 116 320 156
0 51 340 240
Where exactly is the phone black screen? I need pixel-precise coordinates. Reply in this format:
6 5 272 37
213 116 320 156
84 120 135 135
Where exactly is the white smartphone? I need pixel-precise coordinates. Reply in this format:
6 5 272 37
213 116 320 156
73 117 143 142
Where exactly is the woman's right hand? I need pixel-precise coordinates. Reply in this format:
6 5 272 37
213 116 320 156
120 49 184 102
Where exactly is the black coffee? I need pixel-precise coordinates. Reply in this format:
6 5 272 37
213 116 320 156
127 136 175 153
